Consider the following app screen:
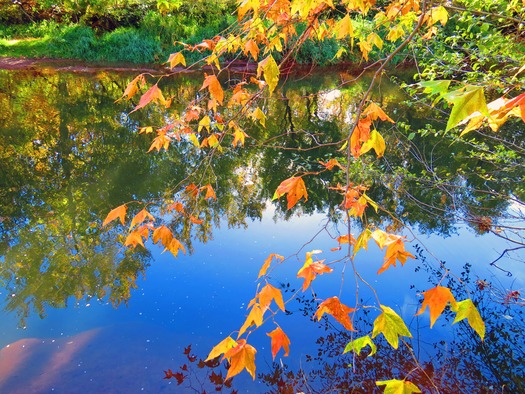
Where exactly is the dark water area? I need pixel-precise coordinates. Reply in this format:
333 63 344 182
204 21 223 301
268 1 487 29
0 67 524 393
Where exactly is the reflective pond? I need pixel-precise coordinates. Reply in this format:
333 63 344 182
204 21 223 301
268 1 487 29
0 66 524 393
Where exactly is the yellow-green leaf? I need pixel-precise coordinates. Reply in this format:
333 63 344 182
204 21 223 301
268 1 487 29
353 228 372 257
443 85 488 131
206 336 237 361
343 335 377 357
198 115 211 132
429 5 448 26
360 129 386 157
251 107 266 127
372 305 412 349
257 55 280 95
376 379 422 394
451 298 485 340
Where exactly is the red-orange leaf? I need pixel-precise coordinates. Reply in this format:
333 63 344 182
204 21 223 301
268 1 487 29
505 91 525 122
223 339 257 380
102 204 127 227
267 326 290 360
186 183 200 198
272 176 308 210
200 74 224 105
315 296 356 331
130 84 166 113
351 117 372 157
416 286 458 327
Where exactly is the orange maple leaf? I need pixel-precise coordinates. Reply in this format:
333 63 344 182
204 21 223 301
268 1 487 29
272 176 308 210
343 188 368 217
257 283 286 312
163 237 186 257
152 225 173 247
416 286 458 327
124 230 145 248
130 208 155 229
185 183 200 198
184 106 201 122
102 204 127 227
223 339 257 380
319 158 344 170
243 39 260 60
315 296 356 331
258 253 284 278
238 303 265 337
266 326 290 360
362 102 394 123
147 132 171 152
200 74 224 105
297 260 332 291
377 238 415 274
201 184 217 200
116 74 145 102
351 116 372 157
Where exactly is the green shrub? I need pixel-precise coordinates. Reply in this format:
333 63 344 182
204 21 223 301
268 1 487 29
97 28 162 63
49 25 97 59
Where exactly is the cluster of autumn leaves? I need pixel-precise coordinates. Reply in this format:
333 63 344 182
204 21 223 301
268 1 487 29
100 0 525 391
102 183 217 257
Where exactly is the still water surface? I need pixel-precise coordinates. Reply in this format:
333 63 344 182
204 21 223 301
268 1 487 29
0 67 523 393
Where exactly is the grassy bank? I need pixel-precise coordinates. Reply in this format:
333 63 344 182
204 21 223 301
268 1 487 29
0 1 237 65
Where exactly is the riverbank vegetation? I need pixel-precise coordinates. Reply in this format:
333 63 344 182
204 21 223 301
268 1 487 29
2 0 524 73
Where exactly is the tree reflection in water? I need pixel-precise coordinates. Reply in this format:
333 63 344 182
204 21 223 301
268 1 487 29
0 68 524 392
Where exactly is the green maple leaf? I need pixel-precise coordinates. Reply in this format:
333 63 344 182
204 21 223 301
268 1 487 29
451 298 485 340
376 379 422 394
372 305 412 349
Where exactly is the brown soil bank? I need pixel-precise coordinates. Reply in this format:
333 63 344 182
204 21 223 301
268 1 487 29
0 56 165 74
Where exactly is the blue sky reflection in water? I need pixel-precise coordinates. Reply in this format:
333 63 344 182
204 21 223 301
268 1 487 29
0 68 524 392
0 206 522 393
